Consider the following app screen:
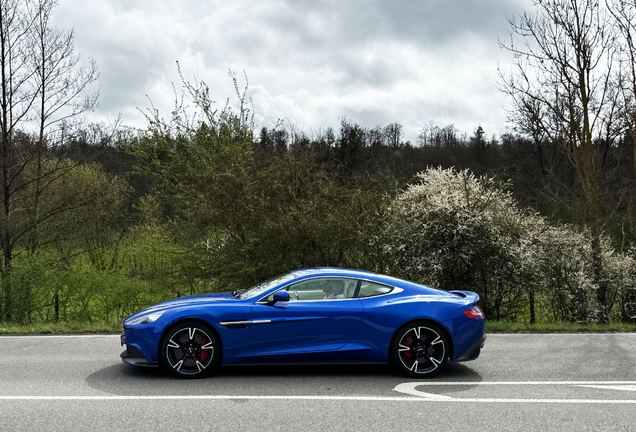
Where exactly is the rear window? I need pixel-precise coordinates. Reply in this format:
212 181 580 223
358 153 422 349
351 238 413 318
358 281 393 298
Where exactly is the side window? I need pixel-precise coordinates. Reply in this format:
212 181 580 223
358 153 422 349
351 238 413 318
357 281 393 298
286 279 326 301
263 278 357 302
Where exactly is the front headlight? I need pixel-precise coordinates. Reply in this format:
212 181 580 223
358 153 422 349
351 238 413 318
126 311 165 326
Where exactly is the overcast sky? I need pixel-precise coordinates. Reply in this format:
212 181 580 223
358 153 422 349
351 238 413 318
51 0 535 143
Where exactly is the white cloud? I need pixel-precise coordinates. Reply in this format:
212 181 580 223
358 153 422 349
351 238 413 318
52 0 533 140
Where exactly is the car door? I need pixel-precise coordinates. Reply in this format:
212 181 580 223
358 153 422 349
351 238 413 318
250 277 364 356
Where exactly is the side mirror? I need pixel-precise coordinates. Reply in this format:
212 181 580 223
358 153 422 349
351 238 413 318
271 290 289 304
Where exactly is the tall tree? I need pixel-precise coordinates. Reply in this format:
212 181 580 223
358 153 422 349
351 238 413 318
608 0 636 174
498 0 617 321
0 0 39 319
384 122 402 150
29 0 98 252
0 0 99 321
336 117 366 174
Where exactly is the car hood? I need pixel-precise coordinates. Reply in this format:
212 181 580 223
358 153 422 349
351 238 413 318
126 292 238 319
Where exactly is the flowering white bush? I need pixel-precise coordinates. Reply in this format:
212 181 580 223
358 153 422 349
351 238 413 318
385 168 541 320
384 167 636 323
535 225 597 323
536 227 636 323
604 248 636 323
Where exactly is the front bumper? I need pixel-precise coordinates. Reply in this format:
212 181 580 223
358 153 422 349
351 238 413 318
120 332 159 367
120 343 159 367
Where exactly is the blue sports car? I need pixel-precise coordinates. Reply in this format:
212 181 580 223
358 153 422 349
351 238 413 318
121 268 485 378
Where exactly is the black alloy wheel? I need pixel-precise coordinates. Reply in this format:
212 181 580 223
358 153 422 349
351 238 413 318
160 322 219 378
391 322 448 377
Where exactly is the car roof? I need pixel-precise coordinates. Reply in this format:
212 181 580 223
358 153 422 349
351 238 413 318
288 267 443 295
290 267 376 278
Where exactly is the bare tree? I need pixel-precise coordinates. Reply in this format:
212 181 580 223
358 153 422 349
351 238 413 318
0 0 39 319
418 121 440 148
384 122 402 150
29 0 98 252
498 0 617 322
608 0 636 174
0 0 100 321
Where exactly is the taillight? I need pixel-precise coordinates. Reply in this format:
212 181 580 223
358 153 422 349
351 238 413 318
463 306 484 318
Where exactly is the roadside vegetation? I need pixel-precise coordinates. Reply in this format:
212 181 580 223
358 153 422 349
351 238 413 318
485 321 636 333
0 322 121 334
0 0 635 332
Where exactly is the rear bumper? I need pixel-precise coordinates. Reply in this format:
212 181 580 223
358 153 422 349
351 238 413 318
453 334 486 362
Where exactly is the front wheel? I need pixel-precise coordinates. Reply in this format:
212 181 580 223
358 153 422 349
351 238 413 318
160 322 220 378
391 322 449 377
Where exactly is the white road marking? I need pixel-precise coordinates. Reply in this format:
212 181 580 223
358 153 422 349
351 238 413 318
576 385 636 392
0 394 634 404
392 381 636 403
0 395 456 401
391 383 453 400
395 381 636 385
0 381 634 403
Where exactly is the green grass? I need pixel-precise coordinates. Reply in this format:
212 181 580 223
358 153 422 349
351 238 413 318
0 321 122 335
486 320 636 333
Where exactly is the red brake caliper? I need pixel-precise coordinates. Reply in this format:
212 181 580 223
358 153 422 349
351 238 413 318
403 337 411 360
200 337 208 361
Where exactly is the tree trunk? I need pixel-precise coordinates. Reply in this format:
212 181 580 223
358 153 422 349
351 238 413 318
529 290 536 325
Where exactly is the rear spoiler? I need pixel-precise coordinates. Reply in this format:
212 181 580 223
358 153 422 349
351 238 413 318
449 290 480 304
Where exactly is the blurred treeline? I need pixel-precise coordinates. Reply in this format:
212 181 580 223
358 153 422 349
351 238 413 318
1 72 634 325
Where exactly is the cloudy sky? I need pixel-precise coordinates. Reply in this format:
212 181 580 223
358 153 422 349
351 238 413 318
51 0 535 142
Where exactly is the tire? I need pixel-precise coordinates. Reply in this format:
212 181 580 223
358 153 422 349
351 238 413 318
391 321 449 378
160 321 220 378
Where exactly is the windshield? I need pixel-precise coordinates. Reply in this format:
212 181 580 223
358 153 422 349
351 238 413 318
238 273 295 299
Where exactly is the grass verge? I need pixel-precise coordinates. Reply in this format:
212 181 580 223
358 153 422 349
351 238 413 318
486 321 636 333
0 322 121 335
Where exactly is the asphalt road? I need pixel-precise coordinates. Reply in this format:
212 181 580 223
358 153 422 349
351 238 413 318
0 333 635 432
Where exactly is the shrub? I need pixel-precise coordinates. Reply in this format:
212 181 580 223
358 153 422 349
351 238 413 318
384 167 540 319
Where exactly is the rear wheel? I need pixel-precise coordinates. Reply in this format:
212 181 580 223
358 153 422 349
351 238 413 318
160 322 219 378
391 322 448 377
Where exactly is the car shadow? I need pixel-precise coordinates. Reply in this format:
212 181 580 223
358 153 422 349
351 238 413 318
218 363 394 377
85 361 482 396
217 361 481 379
